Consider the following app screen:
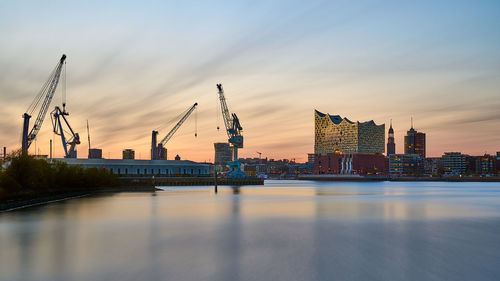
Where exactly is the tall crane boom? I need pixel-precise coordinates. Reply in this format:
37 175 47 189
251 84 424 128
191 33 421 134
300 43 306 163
22 54 66 153
151 103 198 160
217 84 233 140
159 103 198 146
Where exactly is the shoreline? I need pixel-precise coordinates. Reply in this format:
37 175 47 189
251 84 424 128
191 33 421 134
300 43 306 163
0 186 159 212
297 174 500 182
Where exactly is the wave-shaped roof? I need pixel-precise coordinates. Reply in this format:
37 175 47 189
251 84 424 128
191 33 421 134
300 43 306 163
315 109 381 126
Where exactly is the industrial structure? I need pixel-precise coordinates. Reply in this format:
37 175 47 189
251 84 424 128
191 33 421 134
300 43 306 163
86 120 102 159
21 54 67 154
151 103 198 160
51 106 80 158
314 110 385 155
56 158 210 177
20 54 81 158
216 84 246 178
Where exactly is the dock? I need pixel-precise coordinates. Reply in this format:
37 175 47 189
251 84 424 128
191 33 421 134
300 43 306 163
120 176 264 187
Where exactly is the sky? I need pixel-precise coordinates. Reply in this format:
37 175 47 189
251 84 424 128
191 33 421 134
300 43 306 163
1 0 499 162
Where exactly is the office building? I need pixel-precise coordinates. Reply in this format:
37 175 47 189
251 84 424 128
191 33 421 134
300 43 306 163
389 154 424 176
424 157 442 176
478 154 496 175
442 152 466 176
404 121 426 158
314 110 385 155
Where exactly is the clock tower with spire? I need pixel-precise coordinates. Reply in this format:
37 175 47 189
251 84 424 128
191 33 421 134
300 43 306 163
387 119 395 155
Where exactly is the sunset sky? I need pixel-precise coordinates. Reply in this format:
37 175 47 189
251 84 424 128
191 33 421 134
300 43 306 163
1 0 499 162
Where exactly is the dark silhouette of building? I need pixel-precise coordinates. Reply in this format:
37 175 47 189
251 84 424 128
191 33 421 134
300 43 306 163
88 148 102 159
122 149 135 160
387 120 395 155
404 119 426 158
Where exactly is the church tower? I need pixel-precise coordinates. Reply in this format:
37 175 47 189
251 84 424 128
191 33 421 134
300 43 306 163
387 119 395 155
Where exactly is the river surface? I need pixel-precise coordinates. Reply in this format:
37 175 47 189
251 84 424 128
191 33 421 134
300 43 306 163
1 180 500 281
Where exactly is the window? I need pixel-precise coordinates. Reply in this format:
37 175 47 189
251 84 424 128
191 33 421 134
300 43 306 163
137 168 140 174
125 168 128 174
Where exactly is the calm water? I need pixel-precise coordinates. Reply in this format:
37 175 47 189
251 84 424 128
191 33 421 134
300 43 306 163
1 180 500 281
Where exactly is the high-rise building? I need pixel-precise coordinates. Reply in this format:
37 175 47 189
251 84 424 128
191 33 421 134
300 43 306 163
122 149 135 160
214 143 232 165
404 120 426 158
314 110 385 155
387 120 395 155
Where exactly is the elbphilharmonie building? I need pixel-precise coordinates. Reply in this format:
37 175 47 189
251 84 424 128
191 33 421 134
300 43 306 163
314 110 385 155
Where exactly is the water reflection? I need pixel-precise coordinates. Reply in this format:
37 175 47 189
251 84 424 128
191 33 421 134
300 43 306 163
1 181 500 281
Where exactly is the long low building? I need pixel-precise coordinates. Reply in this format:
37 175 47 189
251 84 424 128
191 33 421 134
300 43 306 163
55 158 211 176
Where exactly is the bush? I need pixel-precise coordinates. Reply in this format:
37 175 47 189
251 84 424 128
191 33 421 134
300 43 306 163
0 172 21 193
0 154 119 199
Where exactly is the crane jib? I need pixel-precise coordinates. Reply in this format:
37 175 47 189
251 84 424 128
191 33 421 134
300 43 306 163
21 54 67 152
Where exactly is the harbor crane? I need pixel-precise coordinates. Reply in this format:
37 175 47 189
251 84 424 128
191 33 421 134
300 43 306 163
22 54 66 153
151 103 198 160
51 106 80 158
216 83 243 161
216 83 247 178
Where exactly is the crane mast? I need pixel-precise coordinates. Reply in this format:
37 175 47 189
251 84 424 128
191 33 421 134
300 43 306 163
22 54 66 153
151 103 198 160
